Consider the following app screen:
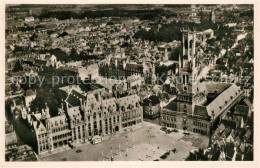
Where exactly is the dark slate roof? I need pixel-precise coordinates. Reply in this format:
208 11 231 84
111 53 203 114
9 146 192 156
234 105 249 116
14 98 23 106
126 64 143 71
143 95 160 106
45 55 52 59
194 105 208 116
25 89 36 97
164 99 177 111
66 94 80 107
224 144 235 160
71 90 85 100
34 59 47 66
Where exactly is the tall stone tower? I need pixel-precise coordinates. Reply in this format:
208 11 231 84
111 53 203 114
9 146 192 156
177 29 207 119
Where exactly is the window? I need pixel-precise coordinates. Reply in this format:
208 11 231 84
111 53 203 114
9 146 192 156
73 127 77 140
88 123 92 136
78 126 81 139
93 112 97 120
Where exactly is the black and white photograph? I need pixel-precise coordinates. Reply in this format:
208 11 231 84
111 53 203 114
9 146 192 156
2 2 257 166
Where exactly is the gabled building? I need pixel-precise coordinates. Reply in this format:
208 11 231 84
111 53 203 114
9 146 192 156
143 95 161 119
24 87 143 155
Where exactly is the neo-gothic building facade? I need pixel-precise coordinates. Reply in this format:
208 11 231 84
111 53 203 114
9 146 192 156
99 55 156 84
26 88 143 155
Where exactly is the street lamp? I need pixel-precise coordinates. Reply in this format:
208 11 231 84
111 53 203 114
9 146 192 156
119 143 121 156
111 147 113 158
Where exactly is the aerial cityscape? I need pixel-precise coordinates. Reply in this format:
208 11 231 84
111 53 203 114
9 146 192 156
5 4 254 161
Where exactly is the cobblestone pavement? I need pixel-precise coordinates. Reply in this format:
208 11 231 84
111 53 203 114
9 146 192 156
40 122 208 161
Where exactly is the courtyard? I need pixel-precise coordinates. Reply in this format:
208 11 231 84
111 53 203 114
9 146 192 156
40 122 208 161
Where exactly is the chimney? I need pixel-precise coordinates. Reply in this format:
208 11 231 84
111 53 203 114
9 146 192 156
66 101 69 110
79 98 82 106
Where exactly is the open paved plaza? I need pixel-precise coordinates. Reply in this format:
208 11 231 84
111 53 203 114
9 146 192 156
40 122 208 161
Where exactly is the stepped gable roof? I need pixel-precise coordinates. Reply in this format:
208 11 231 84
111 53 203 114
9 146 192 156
101 97 117 114
117 94 141 111
67 106 82 120
49 114 68 128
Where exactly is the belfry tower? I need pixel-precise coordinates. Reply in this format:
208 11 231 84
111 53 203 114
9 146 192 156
178 28 197 87
176 28 205 118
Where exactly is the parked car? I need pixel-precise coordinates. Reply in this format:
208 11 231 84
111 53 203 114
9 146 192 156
68 141 76 148
183 132 190 135
160 154 167 160
91 136 102 144
160 127 167 131
76 149 82 153
172 129 178 132
165 151 170 155
165 129 171 134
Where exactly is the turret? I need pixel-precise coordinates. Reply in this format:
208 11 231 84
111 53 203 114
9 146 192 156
45 102 50 119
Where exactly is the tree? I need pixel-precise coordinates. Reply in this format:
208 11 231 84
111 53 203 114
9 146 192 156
70 47 78 61
169 47 181 61
12 60 23 72
29 88 67 117
30 33 38 41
